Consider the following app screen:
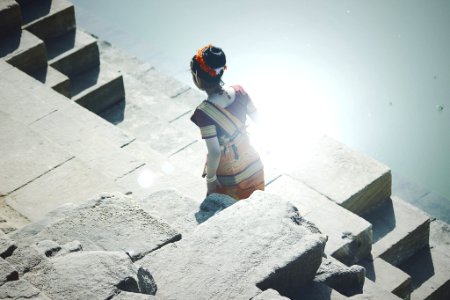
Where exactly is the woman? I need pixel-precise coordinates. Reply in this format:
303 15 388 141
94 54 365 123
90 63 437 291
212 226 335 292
190 44 265 200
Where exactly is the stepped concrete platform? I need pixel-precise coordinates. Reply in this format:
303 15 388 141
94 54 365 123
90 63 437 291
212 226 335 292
360 257 412 299
397 220 450 300
18 0 76 41
29 64 70 96
363 196 430 266
0 0 22 36
267 175 372 265
286 135 392 216
71 63 125 113
139 192 327 299
0 29 47 74
0 111 73 197
48 29 99 77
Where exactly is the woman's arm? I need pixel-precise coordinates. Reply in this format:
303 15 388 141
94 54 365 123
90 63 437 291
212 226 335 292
204 136 222 195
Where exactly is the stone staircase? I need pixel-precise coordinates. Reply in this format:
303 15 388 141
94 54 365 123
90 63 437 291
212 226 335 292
0 1 449 299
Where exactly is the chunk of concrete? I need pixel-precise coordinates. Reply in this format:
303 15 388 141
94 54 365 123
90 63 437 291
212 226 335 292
11 193 180 261
0 279 51 300
267 175 372 265
139 191 327 299
0 258 18 286
364 196 430 265
314 256 365 296
0 111 73 196
286 135 391 215
0 231 16 259
23 251 156 300
6 245 47 275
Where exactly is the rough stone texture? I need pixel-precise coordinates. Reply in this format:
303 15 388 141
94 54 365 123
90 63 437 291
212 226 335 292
0 279 51 300
5 245 47 275
267 175 372 265
252 289 291 300
0 110 73 196
23 251 156 300
314 256 365 296
286 135 391 215
113 291 159 299
360 257 411 299
139 191 327 300
35 240 62 257
0 258 18 286
139 189 201 235
364 196 430 266
0 231 16 259
11 192 180 261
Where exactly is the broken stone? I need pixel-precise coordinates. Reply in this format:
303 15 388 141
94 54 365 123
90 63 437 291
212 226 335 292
139 192 327 299
0 231 16 259
314 256 365 296
0 279 51 300
35 240 61 257
252 289 290 299
0 258 18 286
23 251 156 300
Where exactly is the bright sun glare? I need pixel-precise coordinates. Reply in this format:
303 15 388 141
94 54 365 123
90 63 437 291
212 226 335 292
246 72 338 172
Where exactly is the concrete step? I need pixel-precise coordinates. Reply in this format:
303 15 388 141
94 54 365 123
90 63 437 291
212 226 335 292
363 196 430 266
397 219 450 300
0 61 134 147
286 135 392 216
360 257 412 299
18 0 75 40
48 29 99 77
0 110 73 197
30 109 145 181
0 30 47 74
29 64 70 97
266 175 373 265
116 139 206 201
0 0 22 37
6 156 125 222
71 64 125 113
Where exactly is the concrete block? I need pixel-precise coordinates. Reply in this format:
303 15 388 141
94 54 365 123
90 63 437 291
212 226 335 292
6 157 123 221
29 65 70 97
12 193 181 261
139 192 327 299
267 175 372 265
71 64 125 114
252 289 290 300
30 109 144 180
0 0 22 37
48 29 99 77
360 257 411 299
0 279 51 300
0 258 19 286
1 30 47 74
19 0 75 40
0 111 73 196
365 196 430 266
286 135 392 215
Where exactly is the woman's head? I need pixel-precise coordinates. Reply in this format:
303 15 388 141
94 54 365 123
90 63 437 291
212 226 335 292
191 44 226 91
